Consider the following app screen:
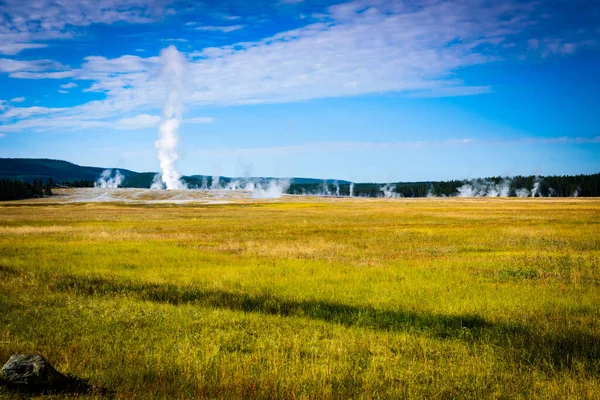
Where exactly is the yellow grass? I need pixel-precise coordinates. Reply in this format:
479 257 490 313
0 196 599 398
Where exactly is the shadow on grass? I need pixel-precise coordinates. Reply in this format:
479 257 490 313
54 275 600 375
54 275 490 333
0 375 109 397
0 265 19 276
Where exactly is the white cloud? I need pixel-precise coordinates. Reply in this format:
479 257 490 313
222 15 242 21
10 97 25 103
407 86 493 98
115 114 160 130
0 0 530 132
0 58 69 75
1 0 165 31
58 90 68 94
528 37 595 57
0 106 68 120
0 133 5 137
0 0 170 55
543 39 595 57
517 136 600 145
0 111 159 133
10 70 75 79
60 82 78 89
195 25 245 33
0 0 173 91
0 43 47 55
182 0 526 105
185 117 215 124
1 0 593 134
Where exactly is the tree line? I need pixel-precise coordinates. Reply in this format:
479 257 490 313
287 173 600 197
0 178 53 201
61 179 95 187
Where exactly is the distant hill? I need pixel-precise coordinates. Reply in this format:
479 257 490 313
0 158 137 183
0 158 350 187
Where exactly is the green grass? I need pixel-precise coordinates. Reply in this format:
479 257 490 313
0 198 599 398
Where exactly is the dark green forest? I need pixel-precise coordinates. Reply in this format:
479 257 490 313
61 179 95 188
0 178 53 201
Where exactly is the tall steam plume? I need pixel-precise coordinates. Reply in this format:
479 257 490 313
155 46 187 190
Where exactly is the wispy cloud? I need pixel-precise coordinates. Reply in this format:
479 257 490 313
161 38 189 43
528 37 596 57
10 97 25 103
0 58 70 75
0 106 68 120
195 25 245 33
0 112 161 132
515 136 600 145
407 86 493 98
115 114 160 130
182 0 527 105
185 117 215 124
60 82 78 89
0 43 47 55
0 0 170 55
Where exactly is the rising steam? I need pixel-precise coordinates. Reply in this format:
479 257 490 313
380 184 399 198
457 179 511 197
95 169 123 188
155 46 187 190
219 178 290 199
456 176 543 198
211 175 220 190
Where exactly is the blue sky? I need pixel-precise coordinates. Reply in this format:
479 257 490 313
0 0 599 182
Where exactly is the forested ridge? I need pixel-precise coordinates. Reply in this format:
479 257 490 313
1 158 599 199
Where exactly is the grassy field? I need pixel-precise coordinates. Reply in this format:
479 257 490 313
0 196 599 399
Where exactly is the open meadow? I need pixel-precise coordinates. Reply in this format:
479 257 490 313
0 193 599 399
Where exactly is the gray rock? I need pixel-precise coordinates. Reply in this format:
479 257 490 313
1 354 66 387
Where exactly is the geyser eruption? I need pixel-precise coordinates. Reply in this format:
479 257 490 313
155 46 187 190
